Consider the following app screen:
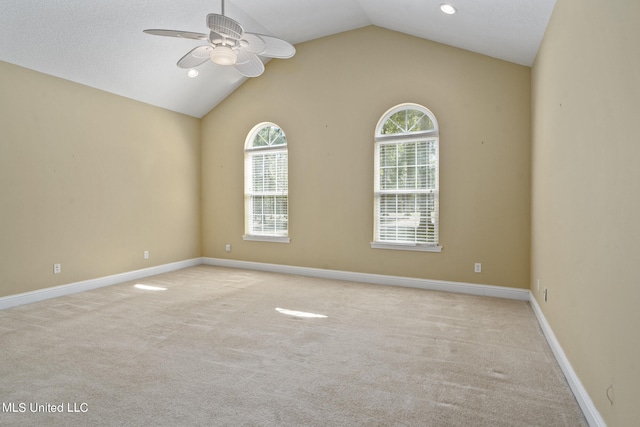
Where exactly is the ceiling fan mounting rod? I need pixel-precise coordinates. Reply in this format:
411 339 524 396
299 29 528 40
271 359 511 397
221 0 225 17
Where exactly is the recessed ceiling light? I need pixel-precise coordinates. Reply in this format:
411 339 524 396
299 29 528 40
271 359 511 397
187 69 199 78
440 4 457 14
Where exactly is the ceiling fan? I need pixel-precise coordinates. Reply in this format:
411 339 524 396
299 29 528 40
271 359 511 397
143 0 295 78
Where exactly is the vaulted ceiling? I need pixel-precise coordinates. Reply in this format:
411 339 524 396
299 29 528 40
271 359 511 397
0 0 556 118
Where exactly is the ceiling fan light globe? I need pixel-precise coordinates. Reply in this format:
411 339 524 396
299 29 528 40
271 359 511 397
210 46 237 65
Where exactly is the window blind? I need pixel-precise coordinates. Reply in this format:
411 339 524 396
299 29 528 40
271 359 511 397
246 149 288 236
375 137 439 245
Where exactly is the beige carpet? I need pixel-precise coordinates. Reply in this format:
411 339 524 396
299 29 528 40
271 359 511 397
0 265 587 426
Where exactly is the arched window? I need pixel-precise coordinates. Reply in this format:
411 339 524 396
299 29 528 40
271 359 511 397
371 104 441 251
243 122 289 242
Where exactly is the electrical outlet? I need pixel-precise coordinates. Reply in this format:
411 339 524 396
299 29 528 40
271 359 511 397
53 264 61 274
474 263 482 273
143 250 149 259
225 244 231 252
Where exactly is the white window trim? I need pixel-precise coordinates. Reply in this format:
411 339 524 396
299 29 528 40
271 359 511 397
372 103 441 252
244 122 289 242
370 241 442 252
243 235 291 244
375 129 438 141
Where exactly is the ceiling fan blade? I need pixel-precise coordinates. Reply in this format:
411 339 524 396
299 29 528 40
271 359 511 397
243 33 295 59
234 48 252 65
177 46 213 68
233 52 265 77
143 29 208 40
206 14 244 40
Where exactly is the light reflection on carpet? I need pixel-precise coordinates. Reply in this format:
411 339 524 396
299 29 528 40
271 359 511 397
275 307 327 318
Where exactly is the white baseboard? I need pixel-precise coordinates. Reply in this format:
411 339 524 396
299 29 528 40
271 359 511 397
202 257 530 301
2 257 528 310
529 293 605 427
0 258 203 311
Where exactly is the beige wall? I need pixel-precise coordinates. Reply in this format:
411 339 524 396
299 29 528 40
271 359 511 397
0 61 201 298
531 0 640 425
202 26 531 288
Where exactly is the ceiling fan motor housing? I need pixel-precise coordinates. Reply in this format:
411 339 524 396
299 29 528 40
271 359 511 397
207 14 243 40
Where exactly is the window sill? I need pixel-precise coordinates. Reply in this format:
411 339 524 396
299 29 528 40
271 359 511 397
243 235 290 244
370 242 442 252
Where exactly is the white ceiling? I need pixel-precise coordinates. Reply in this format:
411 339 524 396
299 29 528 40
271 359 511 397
0 0 556 118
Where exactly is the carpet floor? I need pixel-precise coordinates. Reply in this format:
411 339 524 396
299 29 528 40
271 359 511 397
0 265 587 426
